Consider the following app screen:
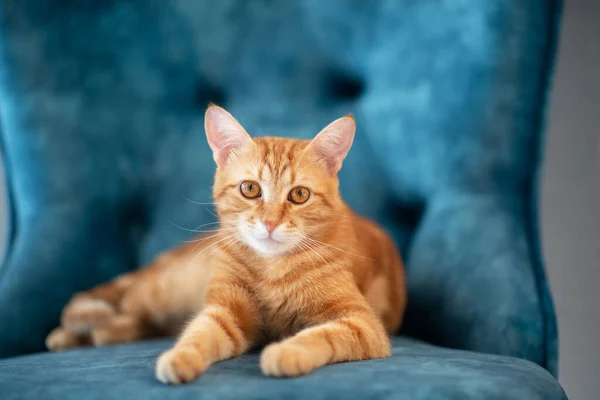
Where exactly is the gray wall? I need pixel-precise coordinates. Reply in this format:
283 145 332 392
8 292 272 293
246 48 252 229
0 1 598 398
542 1 600 399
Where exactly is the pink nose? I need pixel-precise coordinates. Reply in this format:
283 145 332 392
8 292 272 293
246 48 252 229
263 220 279 233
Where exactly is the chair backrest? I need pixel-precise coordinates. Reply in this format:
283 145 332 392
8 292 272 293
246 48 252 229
0 0 561 374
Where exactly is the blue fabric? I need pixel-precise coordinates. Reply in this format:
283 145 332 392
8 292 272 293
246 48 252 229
0 0 561 388
0 337 566 400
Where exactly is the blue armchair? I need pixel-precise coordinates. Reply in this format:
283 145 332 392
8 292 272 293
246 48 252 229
0 1 566 399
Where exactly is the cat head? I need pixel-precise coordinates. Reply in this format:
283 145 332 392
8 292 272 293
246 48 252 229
204 105 355 256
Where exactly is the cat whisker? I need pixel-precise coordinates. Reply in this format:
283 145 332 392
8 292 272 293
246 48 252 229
182 197 218 206
170 220 216 233
296 234 332 256
181 197 221 218
181 233 223 244
301 239 341 274
224 235 245 254
182 232 220 265
182 227 239 236
296 235 349 270
206 234 244 260
312 215 354 224
294 240 317 269
297 237 331 266
204 207 219 218
299 243 322 271
170 220 231 232
170 220 237 233
182 229 239 243
303 236 373 260
190 227 238 234
305 217 355 232
224 238 245 257
185 233 243 269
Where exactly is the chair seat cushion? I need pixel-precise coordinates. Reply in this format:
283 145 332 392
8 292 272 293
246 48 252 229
0 337 565 400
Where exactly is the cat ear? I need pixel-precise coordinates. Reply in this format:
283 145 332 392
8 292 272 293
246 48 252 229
204 104 254 167
310 115 356 174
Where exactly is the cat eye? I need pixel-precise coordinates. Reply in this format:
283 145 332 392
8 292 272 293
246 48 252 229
288 186 310 204
240 180 262 199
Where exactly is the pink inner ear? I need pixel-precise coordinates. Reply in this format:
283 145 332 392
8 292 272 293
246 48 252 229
204 106 252 167
312 115 356 174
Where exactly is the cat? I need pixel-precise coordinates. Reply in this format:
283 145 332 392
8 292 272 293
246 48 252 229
46 105 407 384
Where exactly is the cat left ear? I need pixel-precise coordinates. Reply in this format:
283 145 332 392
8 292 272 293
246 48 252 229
310 115 356 174
204 104 254 167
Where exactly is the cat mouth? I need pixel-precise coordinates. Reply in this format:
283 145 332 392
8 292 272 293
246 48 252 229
245 234 291 256
258 237 282 245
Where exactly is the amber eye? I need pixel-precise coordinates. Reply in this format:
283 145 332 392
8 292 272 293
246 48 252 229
240 180 262 199
288 186 310 204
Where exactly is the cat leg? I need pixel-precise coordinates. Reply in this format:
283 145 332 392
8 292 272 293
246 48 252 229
59 292 118 336
46 280 130 351
155 271 262 385
260 291 390 377
90 314 155 346
47 312 155 350
46 260 168 351
85 270 198 346
48 236 221 351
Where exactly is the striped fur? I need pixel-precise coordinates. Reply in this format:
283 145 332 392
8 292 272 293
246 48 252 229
46 106 406 384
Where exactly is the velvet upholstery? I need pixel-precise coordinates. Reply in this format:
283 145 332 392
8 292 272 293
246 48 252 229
0 0 564 399
0 338 567 400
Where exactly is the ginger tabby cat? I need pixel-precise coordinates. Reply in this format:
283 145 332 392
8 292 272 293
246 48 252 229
46 105 407 384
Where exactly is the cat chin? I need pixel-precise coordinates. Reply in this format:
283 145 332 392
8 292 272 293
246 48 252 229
243 236 294 257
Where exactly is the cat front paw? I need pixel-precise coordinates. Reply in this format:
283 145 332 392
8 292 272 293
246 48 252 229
260 342 321 377
155 347 209 385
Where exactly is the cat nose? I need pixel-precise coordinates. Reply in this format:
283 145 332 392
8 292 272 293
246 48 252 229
262 220 279 234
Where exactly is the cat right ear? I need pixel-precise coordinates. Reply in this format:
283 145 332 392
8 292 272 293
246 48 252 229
204 104 254 167
309 114 356 174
